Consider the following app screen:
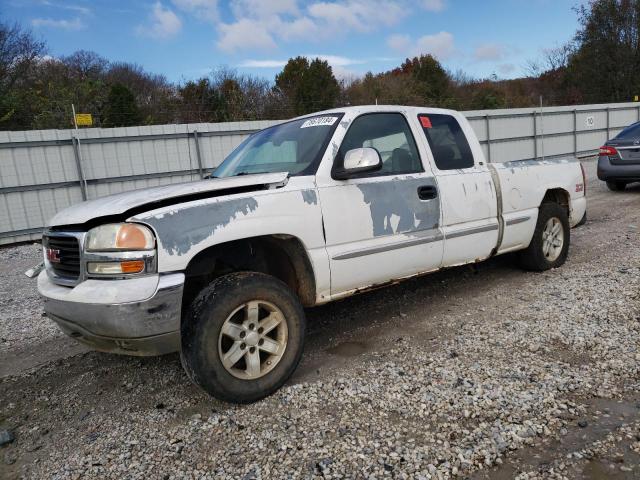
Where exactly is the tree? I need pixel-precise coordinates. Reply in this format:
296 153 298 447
568 0 640 103
401 54 451 105
275 57 340 115
101 84 142 127
304 58 341 112
178 78 222 122
106 62 175 124
0 22 46 129
470 82 507 109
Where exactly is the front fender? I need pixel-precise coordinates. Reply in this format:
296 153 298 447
129 186 330 294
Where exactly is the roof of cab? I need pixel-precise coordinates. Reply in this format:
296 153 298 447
294 105 461 120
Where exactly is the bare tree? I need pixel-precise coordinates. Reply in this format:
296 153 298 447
0 22 46 90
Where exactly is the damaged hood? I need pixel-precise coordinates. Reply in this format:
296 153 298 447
48 172 289 227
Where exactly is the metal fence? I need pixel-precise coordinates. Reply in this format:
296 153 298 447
1 101 638 245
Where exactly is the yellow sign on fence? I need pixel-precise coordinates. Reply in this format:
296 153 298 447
75 113 93 126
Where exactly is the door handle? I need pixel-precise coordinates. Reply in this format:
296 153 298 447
417 185 438 200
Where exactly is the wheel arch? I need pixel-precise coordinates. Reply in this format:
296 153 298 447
181 235 317 314
541 187 571 216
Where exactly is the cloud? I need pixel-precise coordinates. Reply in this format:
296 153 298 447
217 19 277 52
240 54 365 68
308 54 366 66
474 43 507 61
421 0 446 12
415 32 455 59
39 1 92 15
171 0 218 23
307 1 406 32
137 2 182 39
230 0 300 19
387 33 410 52
239 59 288 68
31 17 85 30
238 54 370 81
331 65 360 82
388 31 456 60
498 63 516 75
216 0 409 52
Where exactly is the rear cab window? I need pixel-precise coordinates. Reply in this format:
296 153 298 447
417 114 475 170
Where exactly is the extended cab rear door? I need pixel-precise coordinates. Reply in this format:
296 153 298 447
315 111 444 296
415 112 499 266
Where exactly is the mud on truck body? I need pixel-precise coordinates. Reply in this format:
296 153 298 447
34 106 587 403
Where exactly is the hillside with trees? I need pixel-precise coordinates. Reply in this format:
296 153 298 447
0 0 637 130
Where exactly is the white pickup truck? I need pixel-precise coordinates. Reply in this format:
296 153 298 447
35 106 587 403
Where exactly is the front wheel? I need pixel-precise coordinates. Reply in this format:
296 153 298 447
606 180 627 191
181 272 306 403
518 202 570 271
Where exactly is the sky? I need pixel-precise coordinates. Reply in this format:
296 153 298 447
2 0 588 84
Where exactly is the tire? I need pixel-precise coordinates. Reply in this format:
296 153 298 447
518 202 570 271
576 211 587 227
606 180 627 191
180 272 306 403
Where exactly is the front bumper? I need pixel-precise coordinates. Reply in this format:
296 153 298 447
38 271 184 356
597 156 640 182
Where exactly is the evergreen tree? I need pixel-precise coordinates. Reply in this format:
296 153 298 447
101 83 142 127
275 57 340 115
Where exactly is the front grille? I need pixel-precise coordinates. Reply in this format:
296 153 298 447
45 235 81 280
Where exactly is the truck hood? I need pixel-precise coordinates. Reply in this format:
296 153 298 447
48 172 289 227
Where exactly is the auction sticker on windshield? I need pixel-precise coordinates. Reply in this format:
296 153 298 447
301 116 338 128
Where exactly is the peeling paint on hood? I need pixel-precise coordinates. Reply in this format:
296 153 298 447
47 172 289 227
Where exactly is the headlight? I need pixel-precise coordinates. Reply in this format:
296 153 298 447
86 223 155 252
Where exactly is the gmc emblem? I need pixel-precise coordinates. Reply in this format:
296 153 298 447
46 248 61 263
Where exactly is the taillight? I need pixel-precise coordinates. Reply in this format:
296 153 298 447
580 162 587 196
599 145 618 156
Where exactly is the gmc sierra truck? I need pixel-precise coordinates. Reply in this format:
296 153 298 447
33 106 587 403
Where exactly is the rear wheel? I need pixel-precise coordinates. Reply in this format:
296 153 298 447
518 202 570 271
180 272 306 403
606 180 627 191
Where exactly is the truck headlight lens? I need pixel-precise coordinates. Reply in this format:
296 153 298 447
87 260 146 275
86 223 155 252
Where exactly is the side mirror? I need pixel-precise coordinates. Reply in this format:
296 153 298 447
334 147 382 180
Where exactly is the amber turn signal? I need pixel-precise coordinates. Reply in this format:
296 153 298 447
87 260 145 275
120 260 145 273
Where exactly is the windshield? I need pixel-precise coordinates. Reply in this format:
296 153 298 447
213 114 343 178
615 122 640 140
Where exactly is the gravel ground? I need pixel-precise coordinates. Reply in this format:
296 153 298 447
0 244 87 377
0 243 58 354
1 160 639 479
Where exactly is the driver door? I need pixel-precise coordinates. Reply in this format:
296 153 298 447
316 112 444 296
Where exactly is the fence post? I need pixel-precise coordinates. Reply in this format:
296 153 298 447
606 106 610 139
573 109 578 155
485 114 491 162
533 111 538 159
192 130 204 179
71 136 88 200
